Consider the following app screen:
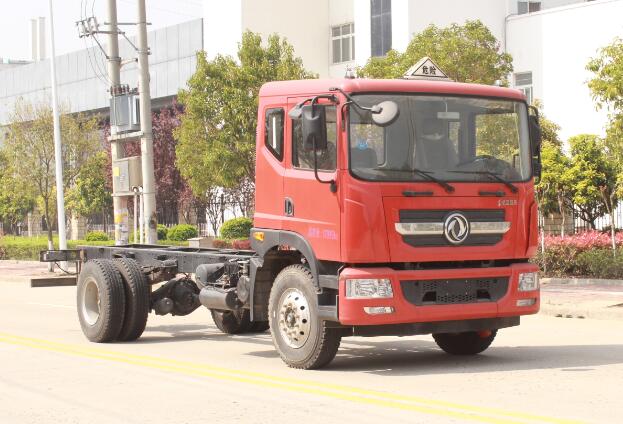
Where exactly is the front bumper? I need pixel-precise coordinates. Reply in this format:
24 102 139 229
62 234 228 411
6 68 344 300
338 262 539 326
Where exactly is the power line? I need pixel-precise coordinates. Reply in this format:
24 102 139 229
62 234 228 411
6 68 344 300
80 0 110 87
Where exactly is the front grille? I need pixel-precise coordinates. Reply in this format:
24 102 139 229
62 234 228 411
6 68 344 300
401 277 509 306
399 209 506 247
399 209 505 223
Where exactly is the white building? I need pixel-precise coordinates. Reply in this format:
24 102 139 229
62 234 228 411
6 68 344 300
204 0 623 140
1 1 620 141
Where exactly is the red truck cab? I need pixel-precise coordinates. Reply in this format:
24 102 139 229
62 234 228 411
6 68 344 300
250 75 541 368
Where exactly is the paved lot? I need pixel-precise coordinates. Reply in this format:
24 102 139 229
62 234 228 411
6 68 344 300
1 274 622 423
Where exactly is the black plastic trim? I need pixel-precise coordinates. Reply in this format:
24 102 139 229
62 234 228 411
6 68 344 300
250 228 321 287
352 316 520 337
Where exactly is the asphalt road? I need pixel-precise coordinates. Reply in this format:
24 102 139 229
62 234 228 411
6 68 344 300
0 280 621 424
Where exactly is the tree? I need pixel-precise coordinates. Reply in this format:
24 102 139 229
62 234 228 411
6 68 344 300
566 134 617 230
533 102 566 235
0 151 35 234
66 151 112 231
358 20 513 85
587 37 623 114
3 100 99 247
175 31 316 216
536 141 571 237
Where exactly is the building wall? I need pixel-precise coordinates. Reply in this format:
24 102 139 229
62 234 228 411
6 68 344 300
205 0 331 77
407 0 513 48
0 19 203 126
507 0 623 141
329 0 355 78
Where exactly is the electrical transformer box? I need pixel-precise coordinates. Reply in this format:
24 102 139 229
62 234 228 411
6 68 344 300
110 93 140 134
112 156 143 196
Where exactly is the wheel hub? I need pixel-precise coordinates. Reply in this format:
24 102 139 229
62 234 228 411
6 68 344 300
82 277 100 326
277 288 311 349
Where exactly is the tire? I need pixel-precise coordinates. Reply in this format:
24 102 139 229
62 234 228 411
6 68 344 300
113 258 150 341
210 309 253 334
249 321 270 333
77 259 126 343
268 264 341 369
433 330 498 355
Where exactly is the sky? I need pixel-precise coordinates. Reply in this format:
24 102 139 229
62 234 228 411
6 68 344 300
0 0 204 61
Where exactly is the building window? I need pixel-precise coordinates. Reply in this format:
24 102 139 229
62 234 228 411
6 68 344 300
518 1 541 14
332 23 355 64
265 108 284 161
514 71 533 104
371 0 392 57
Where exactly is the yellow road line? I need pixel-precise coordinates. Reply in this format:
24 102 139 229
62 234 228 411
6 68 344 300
0 332 583 424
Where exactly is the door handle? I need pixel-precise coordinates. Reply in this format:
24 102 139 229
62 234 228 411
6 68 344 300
284 198 294 216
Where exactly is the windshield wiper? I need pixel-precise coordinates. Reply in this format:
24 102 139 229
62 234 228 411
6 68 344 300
449 170 518 193
410 169 455 193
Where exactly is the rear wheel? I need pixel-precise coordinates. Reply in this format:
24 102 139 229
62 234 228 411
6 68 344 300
433 330 497 355
268 265 341 369
113 258 150 341
77 259 126 343
210 309 253 334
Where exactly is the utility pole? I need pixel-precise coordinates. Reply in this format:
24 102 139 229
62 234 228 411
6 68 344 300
106 0 129 245
136 0 158 244
48 0 67 266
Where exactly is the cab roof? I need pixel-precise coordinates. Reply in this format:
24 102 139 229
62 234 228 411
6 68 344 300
259 78 526 102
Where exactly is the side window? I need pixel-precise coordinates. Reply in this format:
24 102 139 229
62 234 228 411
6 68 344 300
264 108 284 160
292 106 337 171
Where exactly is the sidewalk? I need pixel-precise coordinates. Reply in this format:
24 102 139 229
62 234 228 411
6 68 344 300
541 278 623 321
2 260 622 320
0 260 63 283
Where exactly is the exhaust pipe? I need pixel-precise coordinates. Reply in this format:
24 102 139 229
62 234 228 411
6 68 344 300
199 286 241 311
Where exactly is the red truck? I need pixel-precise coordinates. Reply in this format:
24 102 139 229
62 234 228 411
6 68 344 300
42 69 542 369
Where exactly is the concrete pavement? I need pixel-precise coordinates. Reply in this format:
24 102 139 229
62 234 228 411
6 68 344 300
1 266 622 423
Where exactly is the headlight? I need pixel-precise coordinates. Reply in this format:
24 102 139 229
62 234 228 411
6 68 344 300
345 278 393 299
518 272 539 291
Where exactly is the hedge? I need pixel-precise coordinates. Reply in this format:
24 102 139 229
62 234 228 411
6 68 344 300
85 231 109 242
157 224 169 240
0 235 188 260
532 231 623 279
167 224 198 241
220 217 252 240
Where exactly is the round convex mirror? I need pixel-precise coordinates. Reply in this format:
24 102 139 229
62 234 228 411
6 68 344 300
371 101 399 127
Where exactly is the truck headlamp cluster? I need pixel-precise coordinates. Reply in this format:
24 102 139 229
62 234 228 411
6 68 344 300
345 279 393 299
518 272 539 292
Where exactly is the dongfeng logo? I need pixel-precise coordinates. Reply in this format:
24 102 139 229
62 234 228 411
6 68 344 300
444 213 470 244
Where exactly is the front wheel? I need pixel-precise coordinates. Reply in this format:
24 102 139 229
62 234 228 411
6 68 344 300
268 265 341 369
433 330 497 355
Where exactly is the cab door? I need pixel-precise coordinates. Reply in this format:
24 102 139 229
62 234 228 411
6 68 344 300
254 105 286 230
283 96 341 261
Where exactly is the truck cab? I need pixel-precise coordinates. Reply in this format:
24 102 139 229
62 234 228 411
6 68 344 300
250 76 541 367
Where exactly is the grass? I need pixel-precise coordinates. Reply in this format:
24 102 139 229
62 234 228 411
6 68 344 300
0 235 188 261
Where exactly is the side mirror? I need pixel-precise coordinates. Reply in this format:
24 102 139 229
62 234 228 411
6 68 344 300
371 101 399 127
528 114 542 180
528 115 542 155
302 104 328 151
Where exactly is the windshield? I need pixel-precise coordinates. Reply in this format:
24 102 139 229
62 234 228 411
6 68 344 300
349 94 532 183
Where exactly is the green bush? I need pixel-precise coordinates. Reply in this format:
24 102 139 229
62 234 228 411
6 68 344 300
575 249 623 279
167 224 198 241
0 236 111 260
157 224 169 240
85 231 109 242
220 217 252 240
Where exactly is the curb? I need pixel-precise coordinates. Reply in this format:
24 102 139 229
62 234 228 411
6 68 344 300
540 304 623 321
541 277 623 286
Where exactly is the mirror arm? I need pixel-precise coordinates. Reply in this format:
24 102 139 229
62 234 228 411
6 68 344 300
329 87 379 114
